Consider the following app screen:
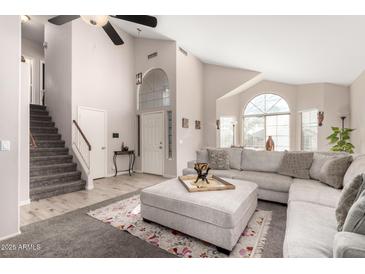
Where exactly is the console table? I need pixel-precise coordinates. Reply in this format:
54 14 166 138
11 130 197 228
113 150 135 176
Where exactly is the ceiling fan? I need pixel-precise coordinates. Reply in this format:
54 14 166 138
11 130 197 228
48 15 158 45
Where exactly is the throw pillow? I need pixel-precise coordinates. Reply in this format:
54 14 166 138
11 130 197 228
207 149 230 170
336 174 365 231
309 153 337 180
224 147 242 170
343 186 365 235
319 156 352 189
196 149 208 163
278 151 314 179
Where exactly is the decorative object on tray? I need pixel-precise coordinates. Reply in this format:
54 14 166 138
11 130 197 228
265 136 275 151
178 174 235 192
193 163 210 184
121 142 129 152
182 118 189 128
317 111 324 127
195 120 201 129
87 195 272 258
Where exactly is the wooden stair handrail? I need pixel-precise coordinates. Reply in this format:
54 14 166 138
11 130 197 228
73 120 91 151
30 130 37 148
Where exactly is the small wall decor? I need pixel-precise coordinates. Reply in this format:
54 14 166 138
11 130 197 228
317 111 324 127
195 120 201 129
182 118 189 128
216 119 220 130
136 72 142 85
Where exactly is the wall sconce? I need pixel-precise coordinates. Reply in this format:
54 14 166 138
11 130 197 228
136 72 142 85
216 120 220 130
317 111 324 127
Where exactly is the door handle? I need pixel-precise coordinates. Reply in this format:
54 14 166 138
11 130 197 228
101 147 106 150
159 146 163 149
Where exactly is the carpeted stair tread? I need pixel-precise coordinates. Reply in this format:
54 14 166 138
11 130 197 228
35 140 65 148
30 114 52 121
30 155 73 165
30 120 55 127
30 126 58 134
32 133 61 140
30 104 46 110
30 171 82 185
30 147 69 156
30 163 77 177
30 180 86 200
30 110 49 116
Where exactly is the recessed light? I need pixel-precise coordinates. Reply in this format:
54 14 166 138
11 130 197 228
21 15 31 23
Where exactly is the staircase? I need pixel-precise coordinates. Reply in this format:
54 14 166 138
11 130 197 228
30 104 85 200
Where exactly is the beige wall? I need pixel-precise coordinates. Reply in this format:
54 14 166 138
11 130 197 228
71 20 136 176
350 70 365 154
134 38 177 176
216 80 350 151
203 64 259 147
21 38 44 105
176 48 204 175
0 15 20 240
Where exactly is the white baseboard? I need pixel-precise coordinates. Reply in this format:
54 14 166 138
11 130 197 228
106 171 129 177
163 174 176 178
19 199 30 206
0 230 21 241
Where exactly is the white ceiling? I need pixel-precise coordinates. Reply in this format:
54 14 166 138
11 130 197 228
24 15 365 85
150 15 365 85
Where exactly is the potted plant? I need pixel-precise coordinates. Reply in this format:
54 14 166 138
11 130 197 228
327 127 355 153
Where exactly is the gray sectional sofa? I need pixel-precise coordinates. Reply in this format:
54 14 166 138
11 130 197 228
182 148 365 258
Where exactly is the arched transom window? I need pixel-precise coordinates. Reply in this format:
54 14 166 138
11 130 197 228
243 94 290 151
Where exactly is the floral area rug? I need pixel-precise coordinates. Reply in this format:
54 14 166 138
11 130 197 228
87 195 272 258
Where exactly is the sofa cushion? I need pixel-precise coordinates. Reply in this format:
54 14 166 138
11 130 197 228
140 178 258 229
182 168 241 179
224 147 242 170
343 155 365 188
196 149 208 163
278 151 313 179
283 201 337 258
232 171 293 192
343 189 365 235
207 149 230 170
336 174 365 231
319 156 352 189
289 179 342 208
241 149 285 172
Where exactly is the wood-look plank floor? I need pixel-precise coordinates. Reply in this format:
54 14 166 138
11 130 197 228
20 173 168 226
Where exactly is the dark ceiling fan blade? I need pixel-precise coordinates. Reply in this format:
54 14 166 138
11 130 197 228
48 15 80 25
102 22 124 45
111 15 157 28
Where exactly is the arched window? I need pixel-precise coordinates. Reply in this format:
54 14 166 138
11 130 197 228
243 94 290 151
139 68 170 110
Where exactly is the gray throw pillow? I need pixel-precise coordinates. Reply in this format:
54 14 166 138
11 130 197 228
319 156 352 189
309 153 337 180
343 189 365 235
207 149 230 170
224 147 242 170
241 149 285 172
196 149 208 163
336 174 365 231
278 152 314 179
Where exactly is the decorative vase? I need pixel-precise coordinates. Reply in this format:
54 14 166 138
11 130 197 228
193 163 211 184
266 136 275 151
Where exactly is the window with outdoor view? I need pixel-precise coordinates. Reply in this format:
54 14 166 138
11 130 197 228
243 94 290 151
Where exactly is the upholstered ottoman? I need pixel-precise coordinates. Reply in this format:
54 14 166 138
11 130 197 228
140 178 258 253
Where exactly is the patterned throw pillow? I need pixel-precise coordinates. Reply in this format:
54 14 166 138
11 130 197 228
336 174 365 231
343 188 365 235
319 156 352 189
207 149 230 170
278 152 314 179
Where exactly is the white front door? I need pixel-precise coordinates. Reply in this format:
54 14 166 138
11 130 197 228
78 107 107 179
142 112 164 175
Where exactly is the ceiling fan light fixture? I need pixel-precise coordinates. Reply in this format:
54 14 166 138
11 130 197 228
81 15 109 27
21 15 31 23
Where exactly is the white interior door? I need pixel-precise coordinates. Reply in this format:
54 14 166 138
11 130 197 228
142 112 164 175
78 107 107 179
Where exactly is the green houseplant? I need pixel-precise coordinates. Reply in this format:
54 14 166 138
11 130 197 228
327 127 355 153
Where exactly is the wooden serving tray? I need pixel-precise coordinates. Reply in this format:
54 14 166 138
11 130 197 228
178 175 236 192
